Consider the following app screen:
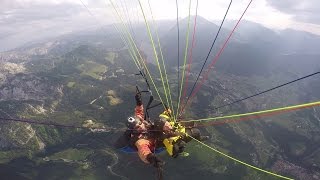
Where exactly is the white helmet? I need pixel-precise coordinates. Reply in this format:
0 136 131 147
127 116 138 128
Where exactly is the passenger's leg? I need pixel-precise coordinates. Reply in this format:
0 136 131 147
186 128 209 141
135 139 153 164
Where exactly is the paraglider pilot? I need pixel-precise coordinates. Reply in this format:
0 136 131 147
114 92 163 168
114 91 208 168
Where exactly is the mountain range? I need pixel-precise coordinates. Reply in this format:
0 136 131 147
0 17 319 180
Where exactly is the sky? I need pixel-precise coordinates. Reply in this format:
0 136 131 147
1 0 320 51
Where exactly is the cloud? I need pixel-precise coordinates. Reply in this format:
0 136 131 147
0 0 116 51
0 0 116 28
1 0 320 52
0 3 83 24
0 0 78 11
266 0 320 25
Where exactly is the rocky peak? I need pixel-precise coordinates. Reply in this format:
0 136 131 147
0 62 26 86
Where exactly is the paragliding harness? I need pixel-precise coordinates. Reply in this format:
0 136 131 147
118 69 166 143
136 70 183 152
135 70 164 180
117 69 164 141
136 70 189 161
135 70 163 122
118 70 166 153
117 70 186 180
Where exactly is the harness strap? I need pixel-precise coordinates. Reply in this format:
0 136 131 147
157 166 163 180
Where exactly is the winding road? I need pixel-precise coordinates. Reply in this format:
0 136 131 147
103 148 129 180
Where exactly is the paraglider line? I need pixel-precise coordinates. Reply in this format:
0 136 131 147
188 0 253 109
180 0 199 118
188 135 294 179
0 117 84 129
179 0 233 115
210 71 320 112
176 0 180 112
192 102 319 127
176 0 192 120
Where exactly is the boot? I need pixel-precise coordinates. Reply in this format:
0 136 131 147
146 153 164 168
200 136 210 141
135 92 142 106
172 140 186 158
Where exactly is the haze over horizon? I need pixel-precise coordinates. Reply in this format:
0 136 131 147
1 0 320 52
1 1 320 180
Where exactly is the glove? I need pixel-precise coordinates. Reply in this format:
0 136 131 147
163 109 172 116
146 153 164 168
135 92 142 106
175 131 186 138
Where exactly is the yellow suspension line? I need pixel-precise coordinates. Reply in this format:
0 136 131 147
115 24 142 72
79 0 141 70
176 0 192 120
181 101 320 123
147 0 175 116
137 0 170 111
111 0 148 73
188 135 294 180
110 0 166 107
110 1 142 69
113 23 141 70
115 21 142 69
